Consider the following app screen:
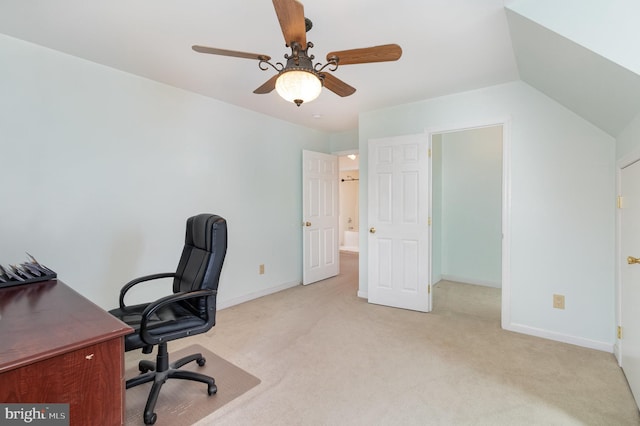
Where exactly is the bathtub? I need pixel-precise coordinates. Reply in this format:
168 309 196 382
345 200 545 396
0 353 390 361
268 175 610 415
341 230 359 252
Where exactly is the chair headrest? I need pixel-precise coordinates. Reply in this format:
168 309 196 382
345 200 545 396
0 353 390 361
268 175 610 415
186 214 226 252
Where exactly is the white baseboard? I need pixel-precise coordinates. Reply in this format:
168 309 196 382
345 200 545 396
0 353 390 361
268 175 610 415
217 280 300 310
217 280 614 354
506 322 614 353
441 274 501 288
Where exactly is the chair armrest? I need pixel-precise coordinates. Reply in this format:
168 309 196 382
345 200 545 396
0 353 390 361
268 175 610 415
139 289 217 345
119 272 177 309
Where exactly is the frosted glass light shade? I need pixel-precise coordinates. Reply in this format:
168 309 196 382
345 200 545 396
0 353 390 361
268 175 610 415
275 70 322 106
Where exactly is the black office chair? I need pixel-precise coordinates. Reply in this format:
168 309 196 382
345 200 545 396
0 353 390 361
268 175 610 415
109 214 227 425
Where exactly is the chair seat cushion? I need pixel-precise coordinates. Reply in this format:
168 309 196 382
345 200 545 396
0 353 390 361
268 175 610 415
109 302 206 351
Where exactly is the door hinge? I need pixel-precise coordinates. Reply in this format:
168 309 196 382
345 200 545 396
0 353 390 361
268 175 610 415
618 326 623 339
428 217 432 226
428 284 431 294
428 148 432 158
617 195 623 209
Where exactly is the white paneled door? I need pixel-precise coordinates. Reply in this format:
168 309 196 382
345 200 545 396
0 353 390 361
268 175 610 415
302 150 339 285
620 159 640 406
368 134 430 312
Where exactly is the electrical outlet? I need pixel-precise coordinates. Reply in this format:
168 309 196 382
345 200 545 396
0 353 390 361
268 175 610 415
259 264 265 275
553 294 565 309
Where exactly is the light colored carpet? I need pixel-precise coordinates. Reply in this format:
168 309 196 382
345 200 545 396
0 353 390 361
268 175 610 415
124 344 260 425
149 252 640 425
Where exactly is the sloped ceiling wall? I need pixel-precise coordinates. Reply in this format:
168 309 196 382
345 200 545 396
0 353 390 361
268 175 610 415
505 2 640 137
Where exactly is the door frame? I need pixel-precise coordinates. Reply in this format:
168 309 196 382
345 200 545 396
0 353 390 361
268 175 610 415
615 146 640 365
426 118 512 329
333 149 360 251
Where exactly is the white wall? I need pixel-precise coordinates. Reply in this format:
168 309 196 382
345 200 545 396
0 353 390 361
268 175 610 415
439 126 503 287
359 81 616 350
0 34 330 310
617 112 640 160
330 129 359 153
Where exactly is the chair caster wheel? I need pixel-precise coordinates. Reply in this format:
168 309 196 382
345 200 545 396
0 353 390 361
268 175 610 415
208 384 217 395
197 357 206 367
139 361 155 373
144 412 157 425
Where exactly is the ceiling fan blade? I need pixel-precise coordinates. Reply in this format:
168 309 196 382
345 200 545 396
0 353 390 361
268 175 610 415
253 74 279 94
322 73 356 97
326 44 402 65
192 45 270 61
272 0 306 47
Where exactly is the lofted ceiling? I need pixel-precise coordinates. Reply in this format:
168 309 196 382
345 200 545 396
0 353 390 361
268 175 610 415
506 6 640 138
1 1 638 136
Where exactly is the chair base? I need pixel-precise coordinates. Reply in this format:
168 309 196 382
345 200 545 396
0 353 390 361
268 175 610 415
127 342 217 425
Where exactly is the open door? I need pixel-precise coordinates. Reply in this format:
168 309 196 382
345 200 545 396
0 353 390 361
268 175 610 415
368 134 430 312
620 159 640 407
302 150 339 285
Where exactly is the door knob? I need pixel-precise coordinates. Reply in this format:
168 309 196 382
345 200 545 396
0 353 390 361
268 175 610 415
305 222 312 227
628 256 640 265
369 227 376 234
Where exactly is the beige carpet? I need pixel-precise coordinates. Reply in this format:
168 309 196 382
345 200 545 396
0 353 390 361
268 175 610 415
124 344 260 426
141 252 640 425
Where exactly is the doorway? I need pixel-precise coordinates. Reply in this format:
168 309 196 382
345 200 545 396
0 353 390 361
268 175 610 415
338 152 359 253
430 123 509 325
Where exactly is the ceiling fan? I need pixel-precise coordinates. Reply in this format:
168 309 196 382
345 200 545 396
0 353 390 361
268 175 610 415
192 0 402 106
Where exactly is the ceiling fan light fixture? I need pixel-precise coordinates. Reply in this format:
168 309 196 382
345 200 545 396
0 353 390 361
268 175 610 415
193 2 402 104
275 69 322 106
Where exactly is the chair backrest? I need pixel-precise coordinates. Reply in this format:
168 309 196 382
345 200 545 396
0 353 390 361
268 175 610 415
173 214 227 320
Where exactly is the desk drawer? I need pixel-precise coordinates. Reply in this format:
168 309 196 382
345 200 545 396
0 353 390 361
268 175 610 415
0 337 125 426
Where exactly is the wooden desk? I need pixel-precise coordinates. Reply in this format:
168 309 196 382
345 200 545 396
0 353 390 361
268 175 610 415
0 280 132 425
